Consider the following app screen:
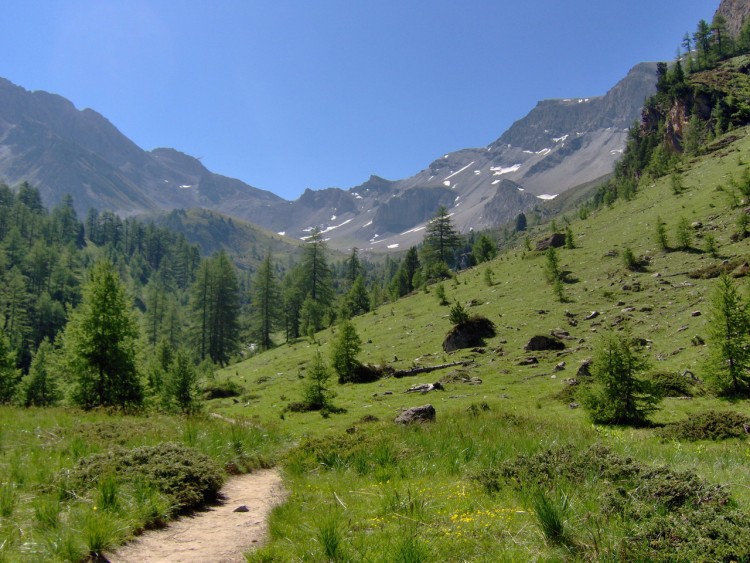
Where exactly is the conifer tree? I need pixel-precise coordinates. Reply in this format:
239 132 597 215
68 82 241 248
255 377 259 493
707 273 750 395
423 206 462 272
331 320 362 383
19 338 60 406
0 332 19 404
581 331 661 425
252 252 281 350
300 229 333 306
190 251 241 366
62 259 143 409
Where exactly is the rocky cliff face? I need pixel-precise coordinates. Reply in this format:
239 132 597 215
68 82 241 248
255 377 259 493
715 0 750 38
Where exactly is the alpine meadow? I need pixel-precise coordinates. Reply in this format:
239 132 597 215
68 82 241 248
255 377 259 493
3 3 750 563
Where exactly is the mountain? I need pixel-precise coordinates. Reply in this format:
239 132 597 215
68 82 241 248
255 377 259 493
0 61 658 253
252 63 658 251
0 77 282 218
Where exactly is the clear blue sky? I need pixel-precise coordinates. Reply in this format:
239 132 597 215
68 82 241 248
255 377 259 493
2 1 713 200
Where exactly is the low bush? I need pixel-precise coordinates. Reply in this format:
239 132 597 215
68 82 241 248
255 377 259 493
475 444 744 560
61 442 224 512
658 409 750 441
649 371 700 397
202 379 243 399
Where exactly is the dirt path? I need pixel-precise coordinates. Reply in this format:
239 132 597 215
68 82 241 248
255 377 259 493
107 469 285 563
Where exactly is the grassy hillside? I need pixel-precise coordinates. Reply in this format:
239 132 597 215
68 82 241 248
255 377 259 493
2 127 749 562
207 126 750 561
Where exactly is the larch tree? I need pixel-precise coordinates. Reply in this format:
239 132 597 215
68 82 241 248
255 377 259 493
190 251 241 366
299 228 333 306
423 206 462 272
252 252 281 351
707 273 750 395
61 259 143 409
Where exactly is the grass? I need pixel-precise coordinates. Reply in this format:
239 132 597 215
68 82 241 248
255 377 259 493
4 129 750 560
232 126 750 560
0 408 285 562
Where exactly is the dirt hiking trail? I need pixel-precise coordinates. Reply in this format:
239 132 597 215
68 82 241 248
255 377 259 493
108 469 285 563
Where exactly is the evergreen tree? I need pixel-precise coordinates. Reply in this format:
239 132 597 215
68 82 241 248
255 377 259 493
581 331 661 425
423 206 462 271
163 351 202 414
299 229 334 307
61 259 143 409
694 19 713 66
472 233 497 263
391 246 420 297
0 332 20 404
344 247 361 285
544 247 565 302
302 350 335 410
19 338 60 406
707 273 750 395
331 320 362 383
190 252 241 366
252 252 281 350
655 216 669 251
342 275 370 318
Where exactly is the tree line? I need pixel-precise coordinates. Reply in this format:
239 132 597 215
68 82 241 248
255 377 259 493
0 183 499 409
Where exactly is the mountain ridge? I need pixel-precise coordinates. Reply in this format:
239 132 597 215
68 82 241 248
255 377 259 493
0 61 658 252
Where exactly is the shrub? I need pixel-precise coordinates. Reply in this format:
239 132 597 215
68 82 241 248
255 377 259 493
658 410 750 441
62 442 224 512
448 301 469 325
649 371 699 397
202 379 243 399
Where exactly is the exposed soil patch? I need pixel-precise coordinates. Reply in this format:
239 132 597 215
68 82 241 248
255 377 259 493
107 469 285 563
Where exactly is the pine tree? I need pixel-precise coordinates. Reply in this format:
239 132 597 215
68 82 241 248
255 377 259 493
707 273 750 395
252 252 281 350
163 351 202 413
544 247 565 302
19 338 60 406
0 332 20 404
581 331 661 425
190 252 241 366
423 206 462 271
344 247 361 285
299 229 333 307
472 233 497 263
331 320 362 383
61 259 143 409
302 350 335 410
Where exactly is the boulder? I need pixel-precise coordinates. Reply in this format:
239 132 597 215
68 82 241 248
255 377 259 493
395 404 436 424
577 359 592 377
524 335 565 351
535 233 566 251
443 316 496 352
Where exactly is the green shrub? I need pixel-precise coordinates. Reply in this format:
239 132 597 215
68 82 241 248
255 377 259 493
62 442 224 512
202 379 243 399
658 410 750 441
649 371 699 397
448 302 469 325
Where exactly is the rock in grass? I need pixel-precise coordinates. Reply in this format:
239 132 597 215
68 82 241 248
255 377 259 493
395 404 436 424
524 335 565 351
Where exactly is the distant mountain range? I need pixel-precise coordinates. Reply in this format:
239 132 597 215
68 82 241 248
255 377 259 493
0 62 658 252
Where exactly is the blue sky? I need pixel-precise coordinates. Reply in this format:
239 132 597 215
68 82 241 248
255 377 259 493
2 1 713 200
